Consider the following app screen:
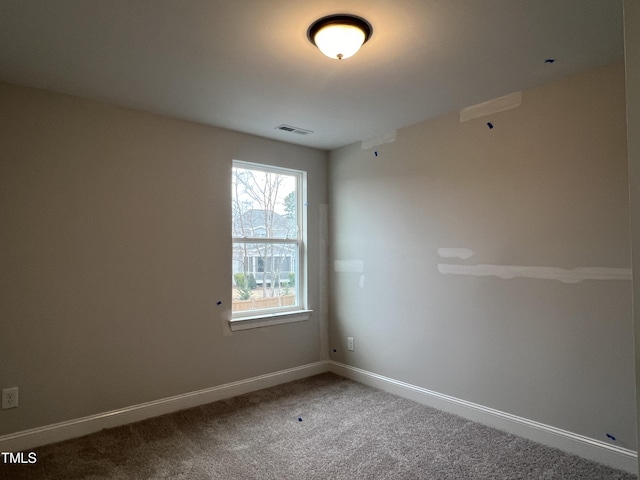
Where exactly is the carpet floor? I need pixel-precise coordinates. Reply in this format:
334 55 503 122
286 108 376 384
1 373 636 479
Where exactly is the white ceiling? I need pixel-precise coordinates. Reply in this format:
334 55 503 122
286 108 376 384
0 0 624 150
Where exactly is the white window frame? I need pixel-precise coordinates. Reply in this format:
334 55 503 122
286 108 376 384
230 160 311 331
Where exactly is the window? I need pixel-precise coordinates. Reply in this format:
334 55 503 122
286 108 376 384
231 161 309 330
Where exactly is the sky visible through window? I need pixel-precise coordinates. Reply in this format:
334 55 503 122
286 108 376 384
232 166 295 222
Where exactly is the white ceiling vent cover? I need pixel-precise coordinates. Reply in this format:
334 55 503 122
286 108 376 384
276 124 314 135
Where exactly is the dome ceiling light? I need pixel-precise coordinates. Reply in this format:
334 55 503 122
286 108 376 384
307 14 372 60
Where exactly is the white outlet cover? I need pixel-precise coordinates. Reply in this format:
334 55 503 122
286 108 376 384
2 387 18 409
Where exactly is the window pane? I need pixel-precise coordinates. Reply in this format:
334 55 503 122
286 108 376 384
232 161 304 317
232 166 297 239
232 242 298 313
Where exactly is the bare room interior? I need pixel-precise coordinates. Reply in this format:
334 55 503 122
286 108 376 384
1 1 640 478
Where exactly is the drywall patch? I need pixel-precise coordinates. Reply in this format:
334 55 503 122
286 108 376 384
437 248 475 260
460 91 522 122
334 260 364 273
437 264 632 283
361 131 397 149
319 204 329 360
359 274 366 289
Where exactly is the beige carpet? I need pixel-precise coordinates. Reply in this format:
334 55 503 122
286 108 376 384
1 373 636 479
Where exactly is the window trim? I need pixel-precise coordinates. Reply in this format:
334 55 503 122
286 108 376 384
229 309 313 332
231 160 310 329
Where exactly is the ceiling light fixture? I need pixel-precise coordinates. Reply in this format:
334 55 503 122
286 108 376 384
307 14 372 60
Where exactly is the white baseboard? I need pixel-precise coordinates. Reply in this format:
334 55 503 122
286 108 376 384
3 359 636 475
0 361 330 453
328 361 638 475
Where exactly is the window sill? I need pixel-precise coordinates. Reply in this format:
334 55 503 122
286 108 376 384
229 310 313 332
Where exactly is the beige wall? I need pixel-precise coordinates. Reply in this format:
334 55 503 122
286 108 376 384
0 83 327 436
624 0 640 466
329 63 636 447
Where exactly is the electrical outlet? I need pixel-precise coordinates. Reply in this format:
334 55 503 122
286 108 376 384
2 387 18 409
347 337 354 351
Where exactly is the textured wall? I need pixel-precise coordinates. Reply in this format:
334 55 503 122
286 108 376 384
0 83 327 436
329 63 635 448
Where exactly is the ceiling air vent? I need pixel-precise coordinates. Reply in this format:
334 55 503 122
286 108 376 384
276 124 313 135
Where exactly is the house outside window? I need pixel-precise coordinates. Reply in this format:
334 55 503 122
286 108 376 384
231 161 307 324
